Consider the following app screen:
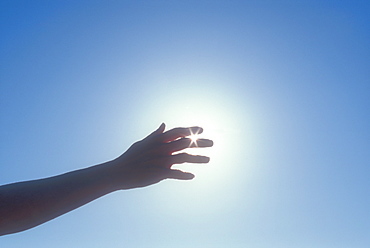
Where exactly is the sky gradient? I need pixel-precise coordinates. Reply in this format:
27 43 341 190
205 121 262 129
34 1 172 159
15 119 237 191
1 1 369 247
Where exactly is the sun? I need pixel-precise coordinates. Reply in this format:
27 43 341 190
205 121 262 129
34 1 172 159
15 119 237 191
189 129 200 147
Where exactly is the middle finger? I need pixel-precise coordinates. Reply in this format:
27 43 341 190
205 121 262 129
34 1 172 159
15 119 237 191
165 138 214 154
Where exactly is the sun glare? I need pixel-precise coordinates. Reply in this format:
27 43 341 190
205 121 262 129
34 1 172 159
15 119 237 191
189 129 200 147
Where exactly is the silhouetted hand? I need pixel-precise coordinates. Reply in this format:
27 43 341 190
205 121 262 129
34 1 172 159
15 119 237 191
112 123 213 189
0 123 213 235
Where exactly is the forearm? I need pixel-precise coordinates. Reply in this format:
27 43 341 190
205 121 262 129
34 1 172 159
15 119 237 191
0 124 212 236
0 160 119 236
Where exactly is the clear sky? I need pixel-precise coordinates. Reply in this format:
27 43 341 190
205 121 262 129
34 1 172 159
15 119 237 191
1 1 369 247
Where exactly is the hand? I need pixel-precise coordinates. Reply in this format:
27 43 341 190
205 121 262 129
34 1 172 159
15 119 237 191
0 123 212 235
111 123 213 189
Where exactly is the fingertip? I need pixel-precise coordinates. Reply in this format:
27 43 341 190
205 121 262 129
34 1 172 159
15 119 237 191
195 139 214 147
167 169 195 180
188 126 203 136
157 123 166 133
198 127 204 134
184 173 195 180
203 156 210 163
193 155 210 163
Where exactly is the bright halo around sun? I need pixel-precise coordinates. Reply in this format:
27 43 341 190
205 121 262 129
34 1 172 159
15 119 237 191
132 78 255 219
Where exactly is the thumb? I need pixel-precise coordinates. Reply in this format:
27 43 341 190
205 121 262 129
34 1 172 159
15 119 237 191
156 123 166 134
149 123 165 137
144 123 166 142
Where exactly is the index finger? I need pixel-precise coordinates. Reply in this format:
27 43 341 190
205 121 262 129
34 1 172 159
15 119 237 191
160 127 203 143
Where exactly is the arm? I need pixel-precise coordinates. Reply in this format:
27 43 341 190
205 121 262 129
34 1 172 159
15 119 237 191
0 123 213 236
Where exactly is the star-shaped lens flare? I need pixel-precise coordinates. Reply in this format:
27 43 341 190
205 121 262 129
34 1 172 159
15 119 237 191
189 128 200 147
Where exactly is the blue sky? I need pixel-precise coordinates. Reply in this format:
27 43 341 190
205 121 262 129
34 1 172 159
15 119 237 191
1 1 369 247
